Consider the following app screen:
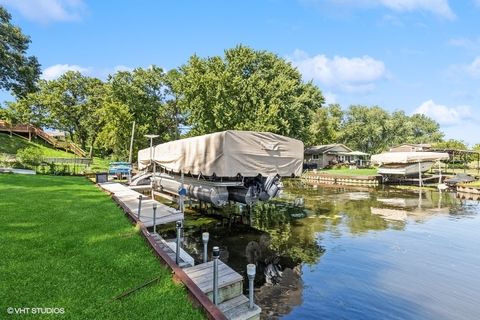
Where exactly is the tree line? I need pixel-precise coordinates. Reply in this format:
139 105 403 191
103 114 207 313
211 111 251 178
1 5 474 160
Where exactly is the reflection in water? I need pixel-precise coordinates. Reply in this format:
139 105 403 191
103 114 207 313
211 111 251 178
160 181 480 319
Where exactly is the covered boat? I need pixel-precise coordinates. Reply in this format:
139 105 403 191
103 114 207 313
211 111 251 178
371 152 449 176
135 130 304 206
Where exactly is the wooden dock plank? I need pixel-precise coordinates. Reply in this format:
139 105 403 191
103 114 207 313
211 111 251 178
184 261 243 293
98 182 183 227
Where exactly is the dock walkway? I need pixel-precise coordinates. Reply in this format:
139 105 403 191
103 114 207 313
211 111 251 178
99 182 183 227
98 182 260 320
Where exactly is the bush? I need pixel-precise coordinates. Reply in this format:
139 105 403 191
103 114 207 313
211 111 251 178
16 147 44 168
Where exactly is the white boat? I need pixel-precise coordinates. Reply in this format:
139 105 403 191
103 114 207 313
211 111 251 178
371 152 449 177
377 161 435 176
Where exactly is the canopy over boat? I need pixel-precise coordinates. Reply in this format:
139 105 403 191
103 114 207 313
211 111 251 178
138 130 304 177
371 151 449 164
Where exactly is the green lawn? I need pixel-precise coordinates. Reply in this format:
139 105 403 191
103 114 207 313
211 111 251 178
0 174 204 320
317 168 378 176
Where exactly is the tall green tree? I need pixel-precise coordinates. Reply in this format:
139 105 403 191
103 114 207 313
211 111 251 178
8 71 104 149
0 6 40 98
96 66 179 158
173 45 324 140
339 105 391 154
309 104 343 145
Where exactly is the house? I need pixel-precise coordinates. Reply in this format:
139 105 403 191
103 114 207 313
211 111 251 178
304 144 370 169
389 143 432 152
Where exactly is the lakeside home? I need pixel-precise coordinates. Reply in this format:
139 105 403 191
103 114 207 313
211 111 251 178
304 144 370 169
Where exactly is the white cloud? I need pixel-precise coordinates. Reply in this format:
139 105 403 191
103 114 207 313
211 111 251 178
325 0 455 19
0 0 86 23
448 37 480 51
42 64 90 80
448 56 480 78
466 57 480 77
413 100 472 126
289 50 387 93
41 64 136 80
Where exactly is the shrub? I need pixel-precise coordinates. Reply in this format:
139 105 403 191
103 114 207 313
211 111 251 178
16 147 44 168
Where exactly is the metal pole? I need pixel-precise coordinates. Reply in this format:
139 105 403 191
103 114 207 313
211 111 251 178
212 246 220 305
180 171 185 214
137 195 143 220
153 203 157 234
247 264 256 309
176 220 182 265
438 161 442 184
418 162 422 188
202 232 209 263
149 137 153 162
128 120 136 164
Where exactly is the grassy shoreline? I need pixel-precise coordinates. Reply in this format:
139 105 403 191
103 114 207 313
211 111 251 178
0 174 203 319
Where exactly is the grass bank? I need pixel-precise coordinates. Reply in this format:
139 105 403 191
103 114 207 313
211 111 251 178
0 174 204 320
0 132 75 158
0 133 109 172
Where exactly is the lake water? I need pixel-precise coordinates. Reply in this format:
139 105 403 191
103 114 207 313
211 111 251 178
160 181 480 319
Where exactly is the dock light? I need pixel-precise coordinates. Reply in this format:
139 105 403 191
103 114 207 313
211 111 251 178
202 232 209 263
247 264 256 309
212 246 220 305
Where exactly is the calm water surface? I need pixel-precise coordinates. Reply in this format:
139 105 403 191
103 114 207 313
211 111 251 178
160 181 480 319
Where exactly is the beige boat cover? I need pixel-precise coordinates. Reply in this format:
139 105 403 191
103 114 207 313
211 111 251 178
138 130 304 177
371 151 449 164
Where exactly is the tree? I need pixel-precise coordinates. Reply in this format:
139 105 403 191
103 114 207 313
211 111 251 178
433 139 468 150
173 45 324 141
96 66 179 158
339 105 391 154
8 71 105 150
309 104 343 145
0 6 41 97
406 113 443 143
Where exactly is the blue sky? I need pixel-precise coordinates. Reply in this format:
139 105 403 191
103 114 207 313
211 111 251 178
1 0 479 145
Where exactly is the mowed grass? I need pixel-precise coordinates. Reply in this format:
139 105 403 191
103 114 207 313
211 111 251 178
317 168 378 176
0 175 204 320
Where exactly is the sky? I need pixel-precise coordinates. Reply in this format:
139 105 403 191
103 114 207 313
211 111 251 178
1 0 479 145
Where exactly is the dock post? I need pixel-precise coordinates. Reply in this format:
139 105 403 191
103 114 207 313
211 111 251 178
212 246 220 305
202 232 209 263
137 195 143 220
176 220 182 265
152 203 157 234
247 264 256 309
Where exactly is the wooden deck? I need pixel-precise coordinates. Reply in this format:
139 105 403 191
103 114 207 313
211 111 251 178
99 182 183 227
